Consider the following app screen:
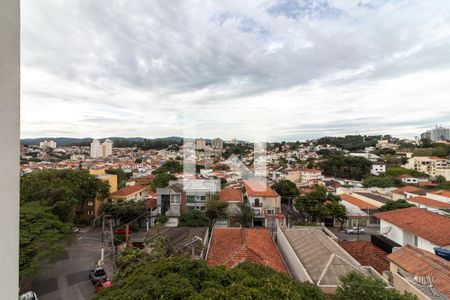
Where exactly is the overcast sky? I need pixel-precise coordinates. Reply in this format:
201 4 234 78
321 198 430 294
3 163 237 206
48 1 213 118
22 0 450 141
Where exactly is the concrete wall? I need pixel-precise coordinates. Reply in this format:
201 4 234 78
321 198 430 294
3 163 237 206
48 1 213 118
0 0 20 297
390 264 430 300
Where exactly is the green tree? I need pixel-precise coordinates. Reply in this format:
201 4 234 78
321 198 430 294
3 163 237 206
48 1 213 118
178 210 209 227
335 271 418 300
320 155 372 180
272 179 300 205
151 173 177 191
205 194 228 226
378 200 415 212
20 202 70 285
152 160 183 175
434 175 446 184
363 175 397 188
295 185 343 223
93 255 324 300
100 200 147 224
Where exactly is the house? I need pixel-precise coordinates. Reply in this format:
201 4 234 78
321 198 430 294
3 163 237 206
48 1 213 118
371 163 386 176
339 194 378 227
206 228 287 274
397 175 427 185
277 227 387 294
300 168 324 184
406 196 450 212
280 168 301 183
349 152 380 162
218 189 243 227
391 186 426 200
427 190 450 204
339 241 389 274
387 245 450 300
110 185 148 202
374 207 450 252
243 180 286 228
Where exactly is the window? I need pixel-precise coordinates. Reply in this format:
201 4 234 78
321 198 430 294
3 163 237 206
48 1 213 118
87 201 94 206
87 210 94 216
187 195 196 203
200 195 206 201
266 209 274 215
414 235 418 247
171 194 180 204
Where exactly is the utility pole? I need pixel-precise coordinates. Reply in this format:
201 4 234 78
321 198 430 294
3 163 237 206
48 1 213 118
109 221 116 272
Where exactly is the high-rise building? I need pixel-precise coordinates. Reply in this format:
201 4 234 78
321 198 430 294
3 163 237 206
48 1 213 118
90 139 113 158
196 138 206 150
212 138 223 150
420 126 450 141
39 140 57 149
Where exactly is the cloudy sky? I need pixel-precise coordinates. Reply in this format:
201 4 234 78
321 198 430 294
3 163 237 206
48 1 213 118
22 0 450 141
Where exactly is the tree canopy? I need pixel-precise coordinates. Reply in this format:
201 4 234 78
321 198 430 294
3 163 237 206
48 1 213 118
363 175 397 188
100 200 147 224
151 173 177 191
320 155 372 180
378 200 415 212
178 210 209 227
335 271 418 300
93 251 324 300
272 179 300 205
316 135 380 151
152 160 183 175
205 194 229 225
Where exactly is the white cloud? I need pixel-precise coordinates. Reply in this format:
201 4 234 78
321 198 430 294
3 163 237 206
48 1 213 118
21 0 450 140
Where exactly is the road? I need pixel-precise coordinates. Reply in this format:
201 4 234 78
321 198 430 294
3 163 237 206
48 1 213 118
328 226 380 242
31 227 114 300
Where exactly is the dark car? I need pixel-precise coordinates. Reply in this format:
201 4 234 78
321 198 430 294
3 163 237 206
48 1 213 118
89 267 108 284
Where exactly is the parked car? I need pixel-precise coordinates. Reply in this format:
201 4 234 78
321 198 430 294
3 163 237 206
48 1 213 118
345 227 365 235
89 267 108 284
95 280 112 293
19 291 38 300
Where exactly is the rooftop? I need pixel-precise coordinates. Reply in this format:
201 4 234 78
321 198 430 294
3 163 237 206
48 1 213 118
392 186 426 195
243 180 278 198
340 194 378 209
407 196 450 209
339 241 389 274
387 245 450 299
110 185 147 197
430 190 450 198
354 192 390 204
218 189 243 202
374 207 450 246
207 228 287 274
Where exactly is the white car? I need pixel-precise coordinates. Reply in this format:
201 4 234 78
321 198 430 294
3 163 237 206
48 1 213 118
345 227 365 235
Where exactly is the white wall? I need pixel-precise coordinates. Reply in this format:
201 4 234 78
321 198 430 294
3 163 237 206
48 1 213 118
0 0 20 297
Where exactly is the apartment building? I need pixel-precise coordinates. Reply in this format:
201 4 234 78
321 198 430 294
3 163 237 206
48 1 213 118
39 140 57 149
300 168 324 184
243 180 285 228
90 139 113 158
403 156 450 179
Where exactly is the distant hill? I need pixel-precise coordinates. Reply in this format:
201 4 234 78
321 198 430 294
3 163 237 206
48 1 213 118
20 136 185 147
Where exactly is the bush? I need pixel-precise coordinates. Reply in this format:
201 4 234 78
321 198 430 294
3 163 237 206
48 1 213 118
179 210 209 227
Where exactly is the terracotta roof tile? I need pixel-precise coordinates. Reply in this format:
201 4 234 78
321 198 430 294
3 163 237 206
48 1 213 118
219 189 243 202
392 186 423 195
243 180 278 197
374 207 450 246
430 190 450 198
110 185 147 197
407 196 450 209
387 245 450 298
339 241 389 274
207 228 287 274
340 194 378 209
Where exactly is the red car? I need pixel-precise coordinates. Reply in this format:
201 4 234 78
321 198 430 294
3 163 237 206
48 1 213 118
95 280 112 293
114 228 132 235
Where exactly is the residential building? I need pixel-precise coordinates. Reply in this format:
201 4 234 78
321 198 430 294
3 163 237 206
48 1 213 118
206 228 288 274
349 152 380 162
420 125 450 142
339 194 378 227
280 168 301 183
339 241 389 274
387 245 450 300
39 140 56 149
110 185 148 202
211 138 223 150
374 207 450 252
427 190 450 204
352 192 390 207
371 163 386 176
277 227 387 294
300 168 324 184
406 196 450 212
218 188 243 227
397 175 427 185
403 156 450 179
391 186 427 200
196 138 206 150
90 139 113 158
243 180 285 228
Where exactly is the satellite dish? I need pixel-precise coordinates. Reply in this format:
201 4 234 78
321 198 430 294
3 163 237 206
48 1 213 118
380 226 391 235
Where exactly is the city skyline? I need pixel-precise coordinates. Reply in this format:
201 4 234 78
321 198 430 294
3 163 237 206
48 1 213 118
22 1 450 140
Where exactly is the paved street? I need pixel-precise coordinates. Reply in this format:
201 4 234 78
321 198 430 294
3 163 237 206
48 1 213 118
328 226 380 242
31 227 114 300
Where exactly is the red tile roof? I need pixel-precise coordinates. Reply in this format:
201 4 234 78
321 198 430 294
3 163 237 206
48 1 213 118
243 180 278 197
339 241 389 274
392 186 422 195
387 245 450 298
407 196 450 209
374 207 450 246
340 194 378 209
110 185 147 197
207 228 287 274
219 189 243 202
430 190 450 198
